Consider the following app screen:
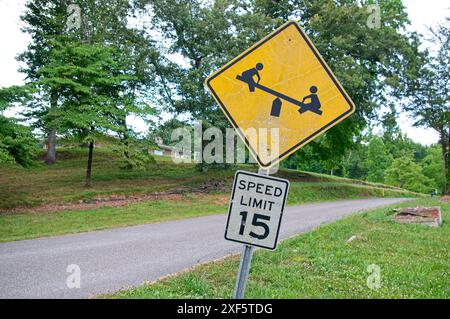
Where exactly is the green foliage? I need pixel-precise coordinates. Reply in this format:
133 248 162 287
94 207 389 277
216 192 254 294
405 19 449 134
147 118 189 146
138 0 274 124
422 146 446 193
35 35 157 175
0 116 38 167
282 140 332 174
18 0 68 82
293 131 443 194
0 0 441 186
17 0 68 135
257 0 423 162
403 19 449 193
114 140 156 170
141 0 423 166
37 39 141 137
13 0 158 170
366 136 392 183
0 86 31 111
384 153 433 193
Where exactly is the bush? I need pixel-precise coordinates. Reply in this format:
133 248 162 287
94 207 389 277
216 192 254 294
384 154 434 193
0 116 38 167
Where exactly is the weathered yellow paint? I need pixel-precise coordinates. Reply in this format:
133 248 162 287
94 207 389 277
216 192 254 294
206 20 355 168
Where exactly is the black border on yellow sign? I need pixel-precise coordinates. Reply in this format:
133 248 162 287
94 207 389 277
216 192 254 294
205 20 356 168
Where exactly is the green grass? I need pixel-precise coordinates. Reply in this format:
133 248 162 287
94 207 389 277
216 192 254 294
0 147 420 242
107 198 449 299
0 195 227 242
0 148 233 210
0 147 415 211
0 180 417 243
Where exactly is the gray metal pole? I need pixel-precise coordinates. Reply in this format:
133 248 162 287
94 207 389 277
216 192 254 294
233 244 254 299
233 167 270 299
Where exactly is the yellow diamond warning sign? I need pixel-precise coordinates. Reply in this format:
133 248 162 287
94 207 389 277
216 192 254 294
205 20 355 168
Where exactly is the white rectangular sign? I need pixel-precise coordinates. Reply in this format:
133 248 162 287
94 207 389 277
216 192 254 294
225 170 290 250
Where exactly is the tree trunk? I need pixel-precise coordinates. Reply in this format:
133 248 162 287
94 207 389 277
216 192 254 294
120 117 130 159
45 130 57 164
85 141 94 187
44 89 58 164
447 129 450 194
440 130 449 195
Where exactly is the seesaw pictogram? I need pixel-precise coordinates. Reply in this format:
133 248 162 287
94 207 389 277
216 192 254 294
236 63 323 117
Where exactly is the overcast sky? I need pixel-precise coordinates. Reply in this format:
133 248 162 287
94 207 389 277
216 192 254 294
0 0 448 145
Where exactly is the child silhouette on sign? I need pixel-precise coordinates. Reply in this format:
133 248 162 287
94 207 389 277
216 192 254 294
239 63 264 92
299 86 322 115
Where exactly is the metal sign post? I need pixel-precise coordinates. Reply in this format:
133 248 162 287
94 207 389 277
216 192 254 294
233 168 270 299
233 244 254 299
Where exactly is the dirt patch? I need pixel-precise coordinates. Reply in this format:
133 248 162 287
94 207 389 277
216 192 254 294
440 196 450 202
0 180 230 215
202 194 229 205
196 178 232 193
0 191 187 215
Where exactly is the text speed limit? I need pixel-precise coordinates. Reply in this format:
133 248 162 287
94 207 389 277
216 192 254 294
225 171 289 250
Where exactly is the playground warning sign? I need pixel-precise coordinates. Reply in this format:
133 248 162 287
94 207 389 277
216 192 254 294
206 20 355 168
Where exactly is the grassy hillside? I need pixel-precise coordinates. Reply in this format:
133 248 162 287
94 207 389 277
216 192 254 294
0 147 417 211
107 198 449 299
0 147 421 242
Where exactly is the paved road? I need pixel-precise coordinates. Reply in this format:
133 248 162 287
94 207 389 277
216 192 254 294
0 198 411 298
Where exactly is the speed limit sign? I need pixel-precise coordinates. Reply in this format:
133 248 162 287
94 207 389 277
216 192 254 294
225 170 289 250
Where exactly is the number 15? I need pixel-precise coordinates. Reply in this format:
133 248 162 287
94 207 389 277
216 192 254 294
239 211 271 240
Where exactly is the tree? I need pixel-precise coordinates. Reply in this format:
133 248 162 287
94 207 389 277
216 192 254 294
252 0 424 164
0 87 37 167
132 0 278 170
17 0 157 165
139 0 423 168
342 143 368 180
404 19 450 194
75 0 161 160
137 0 274 127
366 136 392 183
385 153 433 193
422 146 446 193
37 38 152 186
0 117 38 167
18 0 69 164
382 128 428 161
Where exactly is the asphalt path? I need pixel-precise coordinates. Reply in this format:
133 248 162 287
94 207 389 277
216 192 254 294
0 198 411 298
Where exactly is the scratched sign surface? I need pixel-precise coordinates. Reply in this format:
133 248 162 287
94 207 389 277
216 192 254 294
206 20 355 168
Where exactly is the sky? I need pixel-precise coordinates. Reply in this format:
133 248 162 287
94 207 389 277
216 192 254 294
0 0 448 145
